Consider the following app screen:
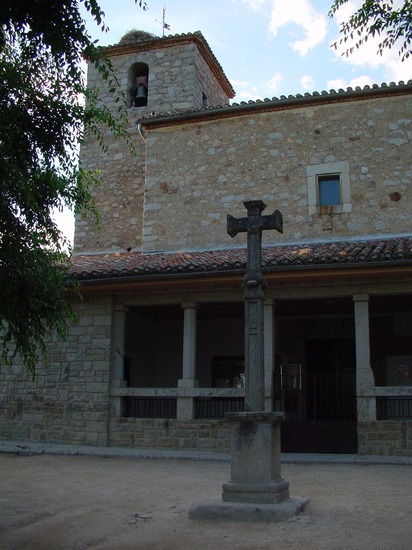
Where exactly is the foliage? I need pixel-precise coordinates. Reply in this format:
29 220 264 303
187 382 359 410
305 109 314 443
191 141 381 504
329 0 412 61
0 1 134 376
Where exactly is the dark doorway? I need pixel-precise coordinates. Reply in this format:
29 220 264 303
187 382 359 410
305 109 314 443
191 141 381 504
280 339 357 453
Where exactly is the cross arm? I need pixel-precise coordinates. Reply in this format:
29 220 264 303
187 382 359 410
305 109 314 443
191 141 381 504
261 210 283 234
227 214 248 238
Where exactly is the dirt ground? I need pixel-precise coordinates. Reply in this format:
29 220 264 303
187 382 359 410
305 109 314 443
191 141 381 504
0 453 411 550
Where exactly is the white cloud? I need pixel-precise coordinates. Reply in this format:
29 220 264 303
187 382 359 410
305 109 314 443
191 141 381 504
268 0 328 56
301 75 314 91
232 81 261 101
331 0 362 28
347 75 375 88
327 75 375 91
239 0 267 11
330 0 412 83
268 72 282 93
326 78 348 91
331 34 412 83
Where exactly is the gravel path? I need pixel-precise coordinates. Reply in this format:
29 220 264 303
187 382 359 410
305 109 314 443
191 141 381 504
0 453 411 549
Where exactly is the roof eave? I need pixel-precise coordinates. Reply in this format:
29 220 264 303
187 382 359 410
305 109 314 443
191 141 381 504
68 260 412 291
141 81 412 129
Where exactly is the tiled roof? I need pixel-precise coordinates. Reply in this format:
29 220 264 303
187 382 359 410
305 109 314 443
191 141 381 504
141 79 412 126
70 236 412 283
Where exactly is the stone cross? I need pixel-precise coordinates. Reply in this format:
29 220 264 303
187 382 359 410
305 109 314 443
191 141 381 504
227 200 283 411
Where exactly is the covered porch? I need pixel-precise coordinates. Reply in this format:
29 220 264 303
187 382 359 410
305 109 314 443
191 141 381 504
107 281 412 454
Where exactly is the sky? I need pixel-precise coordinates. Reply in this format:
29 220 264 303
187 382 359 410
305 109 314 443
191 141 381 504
56 0 412 243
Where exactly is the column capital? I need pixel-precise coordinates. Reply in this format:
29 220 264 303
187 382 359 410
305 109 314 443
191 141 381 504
181 301 198 310
114 304 129 313
353 293 369 303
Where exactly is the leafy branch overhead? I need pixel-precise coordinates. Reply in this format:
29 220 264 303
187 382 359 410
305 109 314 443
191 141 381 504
0 0 134 376
330 0 412 61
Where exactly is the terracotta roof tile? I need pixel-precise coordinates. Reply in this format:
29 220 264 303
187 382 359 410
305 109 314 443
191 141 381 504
141 80 412 125
70 236 412 283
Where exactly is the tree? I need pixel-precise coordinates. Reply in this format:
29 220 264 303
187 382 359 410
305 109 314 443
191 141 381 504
0 1 135 376
330 0 412 61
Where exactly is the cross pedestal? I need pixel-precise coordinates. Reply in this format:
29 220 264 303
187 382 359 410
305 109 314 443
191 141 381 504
222 412 289 504
190 410 308 522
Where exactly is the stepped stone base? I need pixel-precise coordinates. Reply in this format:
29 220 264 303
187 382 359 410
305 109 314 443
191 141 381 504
189 497 309 523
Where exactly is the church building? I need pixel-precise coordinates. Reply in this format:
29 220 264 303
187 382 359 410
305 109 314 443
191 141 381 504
1 31 412 455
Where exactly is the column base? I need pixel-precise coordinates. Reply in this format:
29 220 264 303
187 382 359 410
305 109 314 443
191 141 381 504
177 379 199 388
222 478 289 504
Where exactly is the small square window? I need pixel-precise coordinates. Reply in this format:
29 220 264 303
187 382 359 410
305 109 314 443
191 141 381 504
318 175 341 206
307 161 351 215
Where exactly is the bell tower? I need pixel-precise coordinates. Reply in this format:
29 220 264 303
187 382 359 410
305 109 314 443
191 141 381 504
74 31 235 255
86 30 235 115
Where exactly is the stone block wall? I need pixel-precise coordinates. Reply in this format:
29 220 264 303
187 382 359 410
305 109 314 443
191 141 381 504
192 45 230 109
108 418 232 452
85 41 230 118
74 125 146 253
358 421 412 456
143 94 412 252
0 297 113 446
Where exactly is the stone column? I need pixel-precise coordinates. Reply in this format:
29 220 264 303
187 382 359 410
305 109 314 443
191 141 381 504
110 305 128 418
264 299 275 412
177 301 199 420
353 294 376 421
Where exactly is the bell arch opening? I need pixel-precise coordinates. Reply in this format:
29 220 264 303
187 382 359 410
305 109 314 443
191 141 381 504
128 62 149 107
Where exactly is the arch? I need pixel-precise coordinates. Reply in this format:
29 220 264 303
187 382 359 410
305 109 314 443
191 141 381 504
128 62 149 107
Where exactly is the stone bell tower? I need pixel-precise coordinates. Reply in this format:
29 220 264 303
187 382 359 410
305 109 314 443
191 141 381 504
74 31 235 254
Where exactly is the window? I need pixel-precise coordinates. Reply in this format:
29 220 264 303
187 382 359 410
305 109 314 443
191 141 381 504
307 161 351 215
318 175 341 206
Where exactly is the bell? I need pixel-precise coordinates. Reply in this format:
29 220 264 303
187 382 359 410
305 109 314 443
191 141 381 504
134 84 148 107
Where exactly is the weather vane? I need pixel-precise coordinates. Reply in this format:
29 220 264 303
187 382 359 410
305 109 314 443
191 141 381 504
155 4 170 37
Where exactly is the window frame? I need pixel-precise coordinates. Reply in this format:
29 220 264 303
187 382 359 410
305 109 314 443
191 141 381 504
307 161 351 215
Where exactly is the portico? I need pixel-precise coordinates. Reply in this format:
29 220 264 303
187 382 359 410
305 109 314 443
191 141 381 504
97 240 412 456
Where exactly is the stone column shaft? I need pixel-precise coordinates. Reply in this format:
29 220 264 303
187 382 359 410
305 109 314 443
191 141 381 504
244 285 265 411
112 306 127 381
264 299 275 412
110 305 128 418
353 294 376 421
177 302 198 420
182 302 197 381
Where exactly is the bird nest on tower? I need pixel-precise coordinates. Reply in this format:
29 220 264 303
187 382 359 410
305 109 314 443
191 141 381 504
119 30 159 45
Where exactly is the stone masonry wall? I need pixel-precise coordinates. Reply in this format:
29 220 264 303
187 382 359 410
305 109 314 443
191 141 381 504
74 40 230 254
109 418 412 455
358 421 412 456
74 123 146 253
192 46 230 109
109 418 232 452
0 297 113 446
143 94 412 252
